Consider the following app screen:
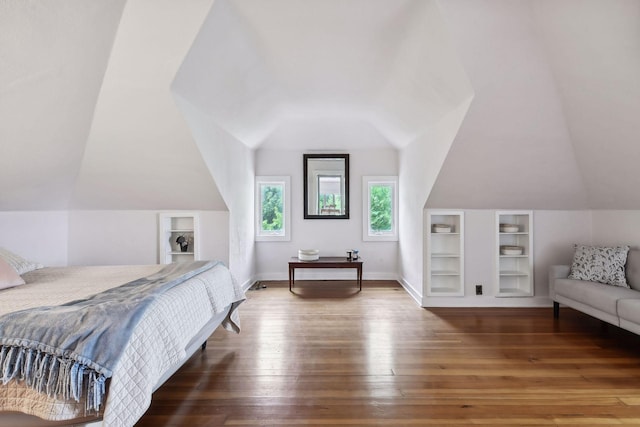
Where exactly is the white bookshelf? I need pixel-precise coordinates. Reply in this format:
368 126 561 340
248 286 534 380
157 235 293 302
495 211 533 297
425 210 464 297
158 212 200 264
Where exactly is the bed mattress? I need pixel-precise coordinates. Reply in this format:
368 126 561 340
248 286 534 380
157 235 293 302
0 263 245 426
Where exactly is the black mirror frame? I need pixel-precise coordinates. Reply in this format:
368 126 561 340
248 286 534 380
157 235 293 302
303 153 349 219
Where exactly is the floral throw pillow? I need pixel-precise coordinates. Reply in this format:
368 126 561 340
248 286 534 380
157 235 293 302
568 244 630 288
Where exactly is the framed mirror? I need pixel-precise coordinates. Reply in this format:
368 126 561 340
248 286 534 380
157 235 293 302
303 153 349 219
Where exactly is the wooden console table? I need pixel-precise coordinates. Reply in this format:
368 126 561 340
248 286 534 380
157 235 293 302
288 256 363 291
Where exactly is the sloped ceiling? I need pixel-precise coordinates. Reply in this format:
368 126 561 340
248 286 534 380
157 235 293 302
533 0 640 209
1 0 639 212
0 0 226 211
70 0 226 210
427 0 639 210
173 0 473 150
0 0 126 210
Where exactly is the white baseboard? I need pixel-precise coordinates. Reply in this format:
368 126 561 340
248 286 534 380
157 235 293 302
399 276 423 306
240 276 257 292
421 296 553 308
252 271 553 309
397 275 553 308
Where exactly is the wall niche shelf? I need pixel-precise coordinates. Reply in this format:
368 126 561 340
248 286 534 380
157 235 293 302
495 210 533 297
158 212 200 264
425 210 464 297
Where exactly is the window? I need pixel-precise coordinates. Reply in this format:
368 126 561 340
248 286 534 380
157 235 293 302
317 175 343 215
362 176 398 241
255 176 290 241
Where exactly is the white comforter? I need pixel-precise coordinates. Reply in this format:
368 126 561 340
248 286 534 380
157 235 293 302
0 263 245 426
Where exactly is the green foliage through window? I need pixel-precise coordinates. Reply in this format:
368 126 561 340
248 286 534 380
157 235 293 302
261 185 283 232
369 184 392 232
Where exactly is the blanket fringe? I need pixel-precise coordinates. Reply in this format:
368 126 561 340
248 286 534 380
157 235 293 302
0 345 106 413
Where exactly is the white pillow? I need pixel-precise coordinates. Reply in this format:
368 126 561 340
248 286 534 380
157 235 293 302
0 257 26 290
0 247 43 275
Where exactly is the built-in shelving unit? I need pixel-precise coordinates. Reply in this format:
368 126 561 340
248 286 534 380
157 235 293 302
425 210 464 297
495 210 533 297
158 212 200 264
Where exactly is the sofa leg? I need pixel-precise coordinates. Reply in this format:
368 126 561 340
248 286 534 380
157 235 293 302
553 302 559 318
600 321 609 334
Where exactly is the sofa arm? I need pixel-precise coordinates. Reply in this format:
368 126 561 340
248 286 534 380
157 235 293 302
549 265 570 300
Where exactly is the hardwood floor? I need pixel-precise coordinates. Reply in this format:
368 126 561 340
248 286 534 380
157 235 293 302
136 281 640 426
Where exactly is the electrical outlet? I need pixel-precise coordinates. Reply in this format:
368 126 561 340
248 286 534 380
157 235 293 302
475 284 483 295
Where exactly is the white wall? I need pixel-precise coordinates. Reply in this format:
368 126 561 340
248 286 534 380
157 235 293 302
0 211 69 266
67 210 229 266
398 97 473 303
199 210 231 265
422 209 592 307
591 211 640 248
533 210 592 294
172 96 256 289
68 210 158 265
0 210 228 268
255 148 398 280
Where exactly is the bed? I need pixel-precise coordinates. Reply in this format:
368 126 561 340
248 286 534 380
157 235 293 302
0 259 245 426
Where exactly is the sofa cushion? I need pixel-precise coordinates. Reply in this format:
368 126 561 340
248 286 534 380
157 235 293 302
626 249 640 291
617 299 640 324
554 278 640 316
568 244 630 288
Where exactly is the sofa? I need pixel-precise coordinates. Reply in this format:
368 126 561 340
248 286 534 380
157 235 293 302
549 247 640 335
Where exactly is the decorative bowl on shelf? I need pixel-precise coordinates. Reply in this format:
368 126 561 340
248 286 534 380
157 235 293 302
499 224 520 233
432 224 452 233
500 245 524 255
298 249 319 261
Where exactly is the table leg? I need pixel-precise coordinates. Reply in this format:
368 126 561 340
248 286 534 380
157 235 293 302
358 266 362 291
289 266 294 291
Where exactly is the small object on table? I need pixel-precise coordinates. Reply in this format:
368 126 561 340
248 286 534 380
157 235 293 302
298 249 319 261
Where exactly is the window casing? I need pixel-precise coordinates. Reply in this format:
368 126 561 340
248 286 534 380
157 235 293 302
362 176 398 241
255 176 290 241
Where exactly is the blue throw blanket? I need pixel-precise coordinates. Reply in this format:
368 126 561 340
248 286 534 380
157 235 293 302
0 260 219 413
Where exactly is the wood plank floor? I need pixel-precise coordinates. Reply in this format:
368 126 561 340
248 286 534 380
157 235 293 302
136 281 640 426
